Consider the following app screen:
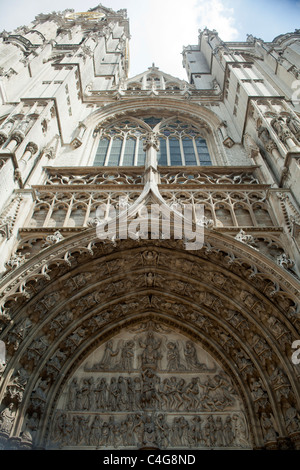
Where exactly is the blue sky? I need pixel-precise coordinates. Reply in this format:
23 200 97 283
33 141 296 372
0 0 299 79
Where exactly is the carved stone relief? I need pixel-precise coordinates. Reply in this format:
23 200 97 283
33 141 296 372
49 324 251 449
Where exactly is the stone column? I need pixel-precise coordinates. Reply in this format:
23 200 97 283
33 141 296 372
5 130 25 152
20 142 38 164
142 131 160 185
286 116 300 141
0 120 14 146
7 102 38 151
271 117 300 151
258 126 282 161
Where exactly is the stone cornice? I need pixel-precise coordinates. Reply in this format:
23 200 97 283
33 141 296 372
31 183 271 191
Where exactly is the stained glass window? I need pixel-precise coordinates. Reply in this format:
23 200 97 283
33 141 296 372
93 118 212 167
182 138 197 166
93 137 109 166
169 138 182 166
108 138 122 166
122 138 136 166
157 138 167 165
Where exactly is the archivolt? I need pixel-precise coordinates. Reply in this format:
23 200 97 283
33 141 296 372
0 231 299 449
83 98 224 131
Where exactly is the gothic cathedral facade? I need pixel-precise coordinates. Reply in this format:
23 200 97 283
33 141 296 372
0 5 299 450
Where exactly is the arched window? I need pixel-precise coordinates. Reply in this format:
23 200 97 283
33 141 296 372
234 204 254 227
253 203 274 227
94 138 109 166
68 204 87 227
122 137 136 166
169 137 181 165
93 117 212 167
195 138 211 165
136 139 146 166
158 119 212 166
93 120 147 167
48 204 68 227
29 203 49 228
182 137 197 165
108 138 123 166
157 138 168 165
215 203 233 227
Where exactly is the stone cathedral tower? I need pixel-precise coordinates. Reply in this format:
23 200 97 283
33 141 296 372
0 4 299 451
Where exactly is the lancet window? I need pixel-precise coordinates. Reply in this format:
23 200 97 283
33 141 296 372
93 117 212 167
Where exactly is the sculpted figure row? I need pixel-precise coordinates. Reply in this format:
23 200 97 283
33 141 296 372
66 370 237 413
51 411 250 449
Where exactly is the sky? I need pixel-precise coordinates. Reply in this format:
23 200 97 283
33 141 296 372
0 0 299 79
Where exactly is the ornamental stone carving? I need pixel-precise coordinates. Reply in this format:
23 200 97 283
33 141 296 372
42 230 64 247
6 252 28 270
7 318 32 352
50 410 250 449
234 229 258 249
0 403 16 436
143 132 160 152
271 117 295 145
48 325 250 449
258 126 279 153
286 116 300 141
5 367 29 404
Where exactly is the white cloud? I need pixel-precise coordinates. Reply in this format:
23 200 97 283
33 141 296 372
195 0 239 41
0 0 239 79
127 0 239 78
128 0 201 78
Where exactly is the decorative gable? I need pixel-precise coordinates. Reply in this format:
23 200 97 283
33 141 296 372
118 64 194 94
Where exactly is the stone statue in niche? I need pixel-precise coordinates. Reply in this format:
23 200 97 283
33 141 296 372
285 406 300 434
260 412 278 443
271 116 294 144
22 412 39 444
7 317 32 351
118 340 135 370
139 331 162 370
67 378 79 410
90 340 120 370
26 335 49 365
286 116 300 140
232 414 250 448
0 403 16 435
223 415 235 446
184 340 208 371
6 367 29 404
49 311 73 337
166 341 186 371
31 378 50 413
141 250 159 265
